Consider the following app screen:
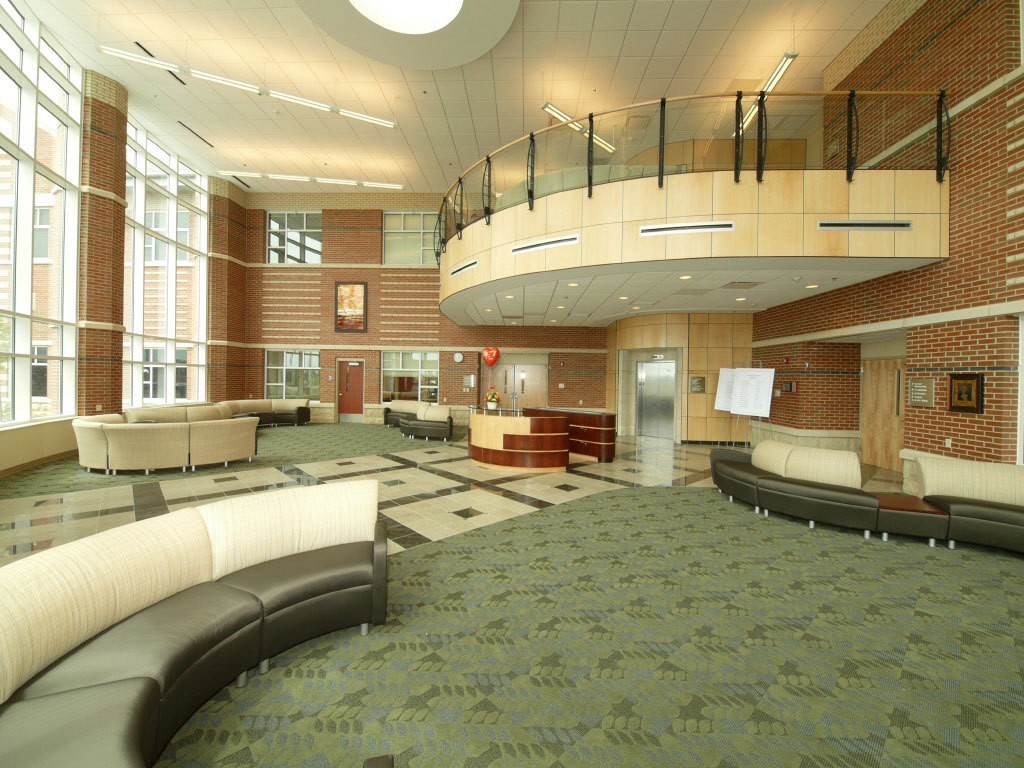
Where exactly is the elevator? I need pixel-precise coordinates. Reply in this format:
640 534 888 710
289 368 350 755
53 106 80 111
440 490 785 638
636 361 676 439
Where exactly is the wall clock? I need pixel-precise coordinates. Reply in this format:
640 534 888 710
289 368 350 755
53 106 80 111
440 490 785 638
453 352 464 363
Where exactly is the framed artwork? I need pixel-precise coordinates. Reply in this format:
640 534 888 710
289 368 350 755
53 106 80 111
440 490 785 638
335 282 367 333
948 372 983 414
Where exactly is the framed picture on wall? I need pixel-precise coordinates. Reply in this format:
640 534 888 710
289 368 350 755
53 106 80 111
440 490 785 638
335 282 367 333
948 372 983 414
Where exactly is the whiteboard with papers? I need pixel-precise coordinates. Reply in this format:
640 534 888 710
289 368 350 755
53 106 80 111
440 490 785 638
713 368 774 418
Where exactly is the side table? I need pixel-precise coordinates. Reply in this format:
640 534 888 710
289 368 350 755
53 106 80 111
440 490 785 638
874 493 950 548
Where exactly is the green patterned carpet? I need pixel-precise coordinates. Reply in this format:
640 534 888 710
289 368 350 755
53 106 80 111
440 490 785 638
0 424 463 500
158 487 1024 768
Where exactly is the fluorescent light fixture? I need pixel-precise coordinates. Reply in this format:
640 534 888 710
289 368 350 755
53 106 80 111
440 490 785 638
640 221 735 237
315 177 358 186
361 181 404 189
190 69 260 94
511 234 580 255
541 101 615 153
268 90 331 112
99 45 179 72
219 170 261 177
337 107 395 128
740 52 798 132
349 0 463 35
267 174 309 181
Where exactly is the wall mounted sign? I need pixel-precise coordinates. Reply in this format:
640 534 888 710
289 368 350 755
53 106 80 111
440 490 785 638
335 282 367 332
907 378 934 407
689 375 706 394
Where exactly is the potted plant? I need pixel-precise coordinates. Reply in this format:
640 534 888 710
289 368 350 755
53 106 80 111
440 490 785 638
485 387 501 410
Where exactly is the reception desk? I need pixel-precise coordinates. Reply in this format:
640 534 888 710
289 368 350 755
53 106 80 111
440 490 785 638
468 410 569 471
522 408 616 462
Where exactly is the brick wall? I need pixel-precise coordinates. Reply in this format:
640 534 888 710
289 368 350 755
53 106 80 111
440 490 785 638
751 343 862 431
754 0 1023 461
77 72 127 415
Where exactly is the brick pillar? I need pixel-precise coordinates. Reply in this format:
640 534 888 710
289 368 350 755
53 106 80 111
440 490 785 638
77 71 127 415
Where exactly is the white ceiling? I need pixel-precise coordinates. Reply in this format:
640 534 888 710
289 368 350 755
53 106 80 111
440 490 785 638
28 0 926 330
30 0 891 194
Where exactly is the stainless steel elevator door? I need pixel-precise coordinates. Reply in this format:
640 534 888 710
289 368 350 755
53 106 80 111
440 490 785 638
637 361 676 439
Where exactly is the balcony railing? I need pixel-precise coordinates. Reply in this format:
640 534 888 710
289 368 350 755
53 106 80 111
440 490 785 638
435 89 949 263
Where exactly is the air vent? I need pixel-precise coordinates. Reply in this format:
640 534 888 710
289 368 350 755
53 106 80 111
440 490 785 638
721 282 761 289
818 220 912 231
449 260 478 277
511 234 579 255
639 221 734 237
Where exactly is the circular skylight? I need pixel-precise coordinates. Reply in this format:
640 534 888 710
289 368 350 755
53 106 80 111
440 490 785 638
348 0 463 35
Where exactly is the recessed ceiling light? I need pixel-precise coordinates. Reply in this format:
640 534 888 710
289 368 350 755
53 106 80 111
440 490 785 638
735 297 747 302
556 305 565 309
618 296 629 300
631 305 640 309
503 295 514 299
550 319 557 323
349 0 463 35
679 275 692 280
483 308 492 312
805 284 819 289
567 282 579 287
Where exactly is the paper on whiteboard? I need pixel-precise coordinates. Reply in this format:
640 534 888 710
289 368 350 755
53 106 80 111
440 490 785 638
730 368 775 417
714 368 735 412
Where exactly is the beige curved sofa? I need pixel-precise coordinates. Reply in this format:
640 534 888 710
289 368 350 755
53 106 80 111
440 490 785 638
73 409 258 474
0 479 385 768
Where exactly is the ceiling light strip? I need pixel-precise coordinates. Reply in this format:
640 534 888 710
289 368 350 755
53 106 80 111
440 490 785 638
511 234 580 255
817 220 913 231
98 46 393 127
541 102 615 153
217 171 400 188
740 51 799 131
639 221 735 237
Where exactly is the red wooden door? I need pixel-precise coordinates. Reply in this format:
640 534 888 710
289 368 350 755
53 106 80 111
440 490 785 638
337 360 365 419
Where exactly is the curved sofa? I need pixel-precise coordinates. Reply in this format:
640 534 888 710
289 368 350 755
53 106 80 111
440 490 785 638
712 441 1024 554
399 403 454 441
0 479 386 768
383 399 422 427
712 441 879 536
917 454 1024 553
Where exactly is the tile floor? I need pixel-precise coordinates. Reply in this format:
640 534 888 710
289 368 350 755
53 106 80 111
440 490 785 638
0 437 903 564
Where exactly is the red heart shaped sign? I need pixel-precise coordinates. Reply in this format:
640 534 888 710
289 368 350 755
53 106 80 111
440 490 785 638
482 347 500 367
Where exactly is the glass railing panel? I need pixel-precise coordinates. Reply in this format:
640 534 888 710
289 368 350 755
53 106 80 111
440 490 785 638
532 121 589 199
491 138 529 213
459 163 485 232
592 103 660 183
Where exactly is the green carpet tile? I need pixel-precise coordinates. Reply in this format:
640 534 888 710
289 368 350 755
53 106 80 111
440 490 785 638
158 486 1024 768
0 423 464 500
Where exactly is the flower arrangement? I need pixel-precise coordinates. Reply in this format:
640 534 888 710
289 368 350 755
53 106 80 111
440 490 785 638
485 387 501 404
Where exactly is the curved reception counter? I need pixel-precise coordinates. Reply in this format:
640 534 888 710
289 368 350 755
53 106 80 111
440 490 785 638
468 410 570 471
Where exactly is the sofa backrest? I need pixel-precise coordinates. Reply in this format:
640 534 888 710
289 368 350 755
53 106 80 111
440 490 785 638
422 405 451 422
104 423 191 470
72 413 125 424
751 440 794 477
0 509 213 705
124 406 188 423
272 398 309 413
198 479 379 580
918 455 1024 507
387 399 420 414
186 404 229 422
785 446 862 489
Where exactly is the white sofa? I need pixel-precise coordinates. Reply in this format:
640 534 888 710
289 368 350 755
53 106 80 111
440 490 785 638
0 480 385 768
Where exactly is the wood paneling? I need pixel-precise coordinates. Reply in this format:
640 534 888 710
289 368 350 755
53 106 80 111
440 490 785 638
861 358 904 471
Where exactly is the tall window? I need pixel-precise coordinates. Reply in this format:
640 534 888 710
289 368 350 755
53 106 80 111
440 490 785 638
383 212 435 265
122 127 208 407
381 351 438 403
265 350 320 400
0 3 80 423
267 212 322 264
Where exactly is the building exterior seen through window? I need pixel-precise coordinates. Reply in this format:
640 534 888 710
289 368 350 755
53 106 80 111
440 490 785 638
0 2 80 422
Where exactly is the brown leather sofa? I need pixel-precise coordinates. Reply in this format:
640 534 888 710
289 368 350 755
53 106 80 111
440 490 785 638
398 404 454 441
0 481 386 768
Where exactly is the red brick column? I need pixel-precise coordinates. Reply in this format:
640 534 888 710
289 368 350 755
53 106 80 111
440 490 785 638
77 72 127 415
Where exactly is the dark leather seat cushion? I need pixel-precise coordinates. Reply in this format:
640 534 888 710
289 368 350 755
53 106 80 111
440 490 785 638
758 476 879 529
218 542 374 616
0 678 160 768
15 582 262 700
760 476 877 508
715 460 775 485
399 415 452 439
923 495 1024 525
363 756 395 768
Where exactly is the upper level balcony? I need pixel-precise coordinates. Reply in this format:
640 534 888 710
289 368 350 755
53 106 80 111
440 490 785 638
436 90 950 327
